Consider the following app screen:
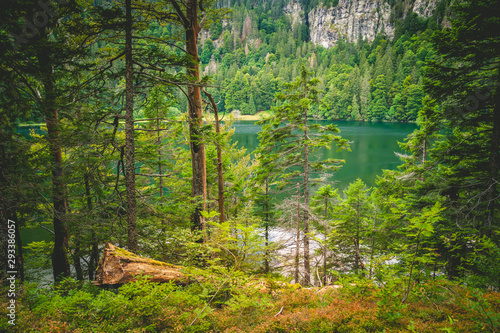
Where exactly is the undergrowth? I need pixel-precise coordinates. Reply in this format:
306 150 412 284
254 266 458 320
1 274 499 332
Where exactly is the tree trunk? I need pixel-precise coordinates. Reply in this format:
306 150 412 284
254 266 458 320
355 200 360 274
125 0 138 252
369 205 377 279
89 240 99 281
294 184 301 284
323 197 328 285
37 48 70 282
264 178 270 273
157 117 164 199
94 243 188 285
74 238 83 281
184 0 207 233
303 77 311 286
402 229 422 304
204 89 225 223
84 173 99 281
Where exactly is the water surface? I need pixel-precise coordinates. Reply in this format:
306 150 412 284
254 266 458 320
231 120 417 190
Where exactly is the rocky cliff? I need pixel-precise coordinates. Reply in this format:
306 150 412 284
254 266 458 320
308 0 394 48
285 0 437 48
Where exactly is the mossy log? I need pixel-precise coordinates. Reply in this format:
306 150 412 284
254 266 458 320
93 243 187 286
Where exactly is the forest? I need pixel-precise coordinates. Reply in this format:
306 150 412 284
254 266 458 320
0 0 499 331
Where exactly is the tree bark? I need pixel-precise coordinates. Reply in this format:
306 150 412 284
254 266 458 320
157 117 164 199
294 184 301 284
323 196 328 285
125 0 138 252
302 74 311 286
89 240 99 281
369 205 377 279
204 89 225 223
402 229 422 304
174 0 208 233
37 48 71 282
264 178 270 273
354 200 362 275
74 238 83 281
84 173 99 281
94 243 188 285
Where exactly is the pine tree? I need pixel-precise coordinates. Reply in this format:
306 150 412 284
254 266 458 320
369 75 388 121
256 65 349 285
332 179 372 275
311 185 339 284
424 0 500 237
0 0 90 281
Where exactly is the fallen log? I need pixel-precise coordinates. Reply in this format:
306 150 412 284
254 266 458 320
93 243 187 286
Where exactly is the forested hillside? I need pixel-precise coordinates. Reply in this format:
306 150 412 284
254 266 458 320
1 0 499 331
184 0 453 121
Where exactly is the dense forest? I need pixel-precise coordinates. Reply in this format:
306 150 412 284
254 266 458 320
0 0 499 331
198 0 450 121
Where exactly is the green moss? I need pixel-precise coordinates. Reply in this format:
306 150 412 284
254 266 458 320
113 247 179 268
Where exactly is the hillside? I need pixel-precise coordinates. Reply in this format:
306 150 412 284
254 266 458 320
174 0 453 122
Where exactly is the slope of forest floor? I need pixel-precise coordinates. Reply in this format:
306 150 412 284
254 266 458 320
2 274 499 332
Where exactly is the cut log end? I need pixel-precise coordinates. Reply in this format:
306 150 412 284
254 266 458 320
93 243 188 286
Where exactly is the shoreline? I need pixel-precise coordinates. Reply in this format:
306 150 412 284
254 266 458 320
18 111 415 126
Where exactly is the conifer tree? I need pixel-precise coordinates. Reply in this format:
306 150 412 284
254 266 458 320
256 65 349 285
332 179 372 275
424 0 500 238
0 0 90 281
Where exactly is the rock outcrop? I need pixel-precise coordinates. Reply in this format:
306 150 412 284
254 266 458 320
283 0 438 48
284 0 305 29
308 0 394 48
412 0 437 18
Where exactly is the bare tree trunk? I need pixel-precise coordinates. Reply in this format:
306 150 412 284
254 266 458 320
402 229 422 304
264 178 270 273
204 89 225 223
323 196 328 285
156 114 167 229
84 173 99 281
355 200 360 274
294 184 301 284
125 0 137 252
157 117 164 199
353 239 366 272
37 49 70 282
369 205 377 279
74 238 83 281
303 74 311 286
89 241 99 281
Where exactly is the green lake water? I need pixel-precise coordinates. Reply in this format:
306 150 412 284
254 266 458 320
231 120 417 190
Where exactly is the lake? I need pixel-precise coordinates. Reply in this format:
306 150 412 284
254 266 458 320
231 120 417 191
17 120 416 191
18 120 416 245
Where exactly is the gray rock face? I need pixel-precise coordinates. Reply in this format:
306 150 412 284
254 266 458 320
412 0 437 18
308 0 394 48
284 0 437 49
284 0 305 28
